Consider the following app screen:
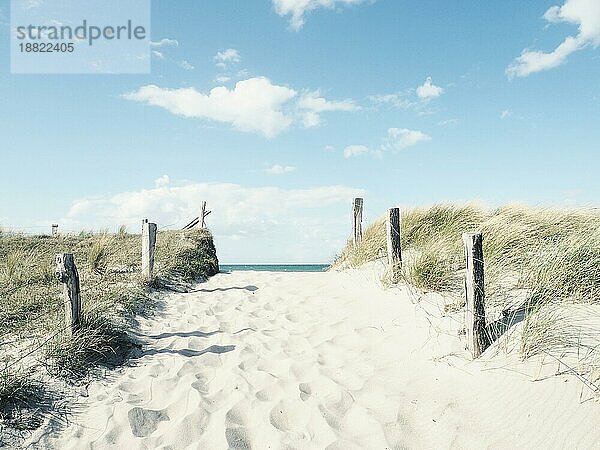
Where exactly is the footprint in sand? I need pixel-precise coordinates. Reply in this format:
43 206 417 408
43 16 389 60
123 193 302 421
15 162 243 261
269 399 311 432
256 383 284 402
127 407 169 438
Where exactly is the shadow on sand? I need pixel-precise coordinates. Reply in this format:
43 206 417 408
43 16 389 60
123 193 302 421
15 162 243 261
187 285 258 293
139 344 236 358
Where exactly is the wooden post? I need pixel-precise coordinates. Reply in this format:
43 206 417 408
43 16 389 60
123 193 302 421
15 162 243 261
142 220 157 278
55 253 81 335
462 232 489 358
201 201 207 228
200 201 212 228
51 224 58 236
386 207 402 281
352 198 363 247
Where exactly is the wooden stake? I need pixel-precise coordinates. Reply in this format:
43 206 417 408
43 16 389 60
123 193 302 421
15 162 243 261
142 220 157 279
462 232 489 358
201 201 212 228
352 198 363 247
55 253 81 335
386 207 402 281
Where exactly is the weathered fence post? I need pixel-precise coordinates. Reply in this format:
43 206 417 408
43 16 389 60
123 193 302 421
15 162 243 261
352 198 363 247
55 253 81 335
51 224 59 236
386 207 402 281
462 232 489 358
200 201 212 228
142 219 157 279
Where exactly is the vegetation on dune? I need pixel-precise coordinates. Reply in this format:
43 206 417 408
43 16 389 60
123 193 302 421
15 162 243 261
335 204 600 390
0 228 219 440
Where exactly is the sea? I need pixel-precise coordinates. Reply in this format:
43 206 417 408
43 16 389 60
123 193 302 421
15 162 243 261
220 264 329 272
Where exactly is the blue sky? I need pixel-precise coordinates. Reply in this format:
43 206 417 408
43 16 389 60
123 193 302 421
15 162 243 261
1 0 599 263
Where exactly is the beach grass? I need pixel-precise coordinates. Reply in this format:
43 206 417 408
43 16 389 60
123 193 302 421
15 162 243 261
0 228 219 436
335 204 600 389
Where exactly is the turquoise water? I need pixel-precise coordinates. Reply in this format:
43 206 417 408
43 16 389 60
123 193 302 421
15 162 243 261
220 264 329 272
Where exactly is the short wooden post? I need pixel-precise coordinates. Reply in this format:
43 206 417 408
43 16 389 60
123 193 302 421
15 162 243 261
51 224 58 236
386 207 402 281
142 220 157 278
352 198 363 247
462 232 489 358
55 253 82 335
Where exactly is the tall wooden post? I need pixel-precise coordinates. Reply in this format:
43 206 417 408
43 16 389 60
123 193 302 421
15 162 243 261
352 198 363 247
201 201 207 228
55 253 82 335
462 232 489 358
142 220 157 279
386 207 402 281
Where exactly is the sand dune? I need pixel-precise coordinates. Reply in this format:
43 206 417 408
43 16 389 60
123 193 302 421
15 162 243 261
27 268 600 449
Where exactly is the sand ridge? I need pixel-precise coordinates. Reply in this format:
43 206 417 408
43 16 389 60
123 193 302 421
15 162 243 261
26 269 600 449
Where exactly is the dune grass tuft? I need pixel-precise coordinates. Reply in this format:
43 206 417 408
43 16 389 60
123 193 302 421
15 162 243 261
0 228 219 438
335 203 600 389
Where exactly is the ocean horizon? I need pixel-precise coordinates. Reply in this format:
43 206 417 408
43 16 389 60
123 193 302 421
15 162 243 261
220 264 329 272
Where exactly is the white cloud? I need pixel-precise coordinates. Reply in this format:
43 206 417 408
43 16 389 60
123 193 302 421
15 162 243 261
382 128 431 152
437 118 460 126
214 75 231 84
343 144 369 158
416 77 444 99
500 109 513 120
152 50 164 60
63 181 365 263
368 93 414 109
215 48 241 68
298 90 359 127
301 111 322 127
298 90 359 112
123 77 297 138
272 0 369 30
265 164 296 174
507 0 600 78
154 175 170 188
26 0 42 9
178 60 195 71
124 78 358 137
324 145 336 152
150 38 179 48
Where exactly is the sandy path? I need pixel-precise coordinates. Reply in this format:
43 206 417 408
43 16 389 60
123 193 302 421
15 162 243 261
28 270 600 449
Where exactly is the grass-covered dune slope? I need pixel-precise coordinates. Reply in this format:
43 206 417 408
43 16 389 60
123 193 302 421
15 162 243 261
335 204 600 390
0 228 219 440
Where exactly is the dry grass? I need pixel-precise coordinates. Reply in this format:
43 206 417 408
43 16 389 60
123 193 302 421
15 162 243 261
335 204 600 390
0 228 219 435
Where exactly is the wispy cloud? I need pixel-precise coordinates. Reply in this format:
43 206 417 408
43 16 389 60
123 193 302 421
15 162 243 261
215 48 241 68
150 38 179 48
265 164 296 174
507 0 600 78
381 128 431 152
343 144 369 158
272 0 371 30
370 77 445 115
178 60 194 71
437 118 460 127
298 90 360 127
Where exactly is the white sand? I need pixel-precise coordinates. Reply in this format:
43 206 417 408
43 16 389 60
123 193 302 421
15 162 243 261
27 268 600 449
